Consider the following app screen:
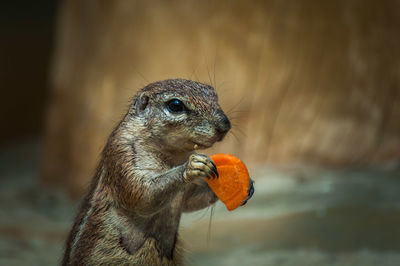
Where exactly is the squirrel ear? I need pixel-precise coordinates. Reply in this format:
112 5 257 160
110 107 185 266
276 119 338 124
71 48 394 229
135 94 149 115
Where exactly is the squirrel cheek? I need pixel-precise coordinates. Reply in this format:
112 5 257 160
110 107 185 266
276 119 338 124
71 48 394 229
193 123 215 137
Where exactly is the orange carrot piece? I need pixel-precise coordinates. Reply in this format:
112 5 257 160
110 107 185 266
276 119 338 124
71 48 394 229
205 154 251 211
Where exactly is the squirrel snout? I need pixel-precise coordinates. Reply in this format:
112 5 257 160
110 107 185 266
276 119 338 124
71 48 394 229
215 112 231 138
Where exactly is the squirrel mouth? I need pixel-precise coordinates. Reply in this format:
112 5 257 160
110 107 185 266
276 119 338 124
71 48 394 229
192 142 212 150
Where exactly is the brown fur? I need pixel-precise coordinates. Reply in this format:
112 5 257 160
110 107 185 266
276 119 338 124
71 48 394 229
62 79 231 265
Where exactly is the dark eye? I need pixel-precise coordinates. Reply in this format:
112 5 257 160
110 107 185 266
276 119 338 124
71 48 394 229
166 99 186 113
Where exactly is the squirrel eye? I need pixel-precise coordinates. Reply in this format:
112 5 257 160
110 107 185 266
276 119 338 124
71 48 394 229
166 99 186 113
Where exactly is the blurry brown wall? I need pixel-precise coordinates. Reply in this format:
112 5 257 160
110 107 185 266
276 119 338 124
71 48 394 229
0 1 57 144
42 0 400 196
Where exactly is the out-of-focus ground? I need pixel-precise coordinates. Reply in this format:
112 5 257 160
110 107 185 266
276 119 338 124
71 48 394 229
2 140 399 266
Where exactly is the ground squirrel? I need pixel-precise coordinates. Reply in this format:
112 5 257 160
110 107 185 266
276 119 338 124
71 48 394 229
62 79 253 265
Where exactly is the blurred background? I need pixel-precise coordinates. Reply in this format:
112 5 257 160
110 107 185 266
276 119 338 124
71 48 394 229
1 0 399 265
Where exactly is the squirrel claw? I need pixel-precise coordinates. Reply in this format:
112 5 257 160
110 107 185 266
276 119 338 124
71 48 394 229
241 178 254 206
184 153 218 182
207 169 216 179
210 161 219 179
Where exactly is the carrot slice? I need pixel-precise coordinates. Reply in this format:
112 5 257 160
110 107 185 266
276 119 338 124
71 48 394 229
205 154 251 211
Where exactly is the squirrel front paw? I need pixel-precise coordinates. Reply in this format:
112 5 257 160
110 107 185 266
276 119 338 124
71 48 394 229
183 153 218 183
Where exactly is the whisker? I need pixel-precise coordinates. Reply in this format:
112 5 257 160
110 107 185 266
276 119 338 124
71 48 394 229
228 130 242 144
213 49 218 90
131 167 162 171
226 96 247 115
207 204 215 245
206 62 213 87
227 111 249 121
227 109 249 115
231 126 247 138
136 70 150 84
215 80 226 94
189 66 199 82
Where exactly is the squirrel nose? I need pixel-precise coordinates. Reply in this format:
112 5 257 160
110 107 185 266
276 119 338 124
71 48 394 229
215 112 231 135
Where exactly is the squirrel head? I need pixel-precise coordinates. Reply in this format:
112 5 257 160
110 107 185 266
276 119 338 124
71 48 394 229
130 79 231 153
